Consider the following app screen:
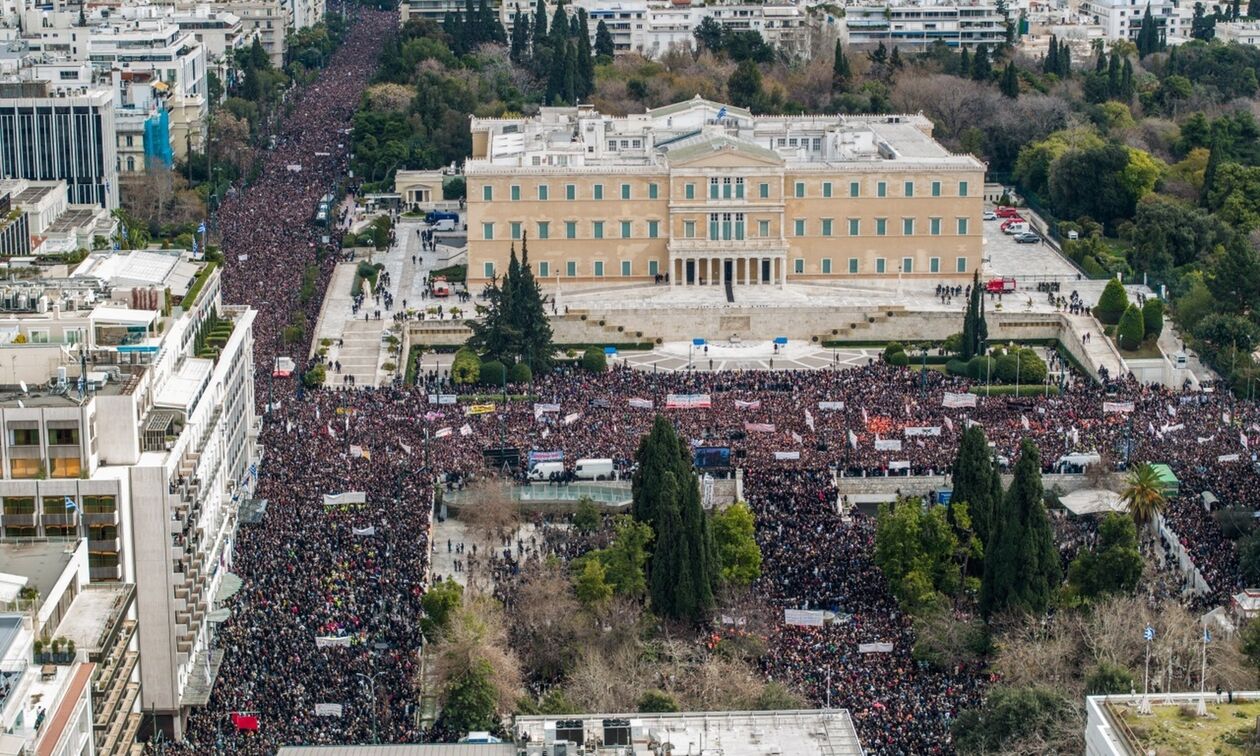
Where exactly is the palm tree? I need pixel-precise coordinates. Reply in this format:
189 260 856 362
1121 463 1166 527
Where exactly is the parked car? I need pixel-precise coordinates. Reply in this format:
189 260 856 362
982 210 997 220
999 216 1025 231
995 207 1021 218
1014 232 1041 244
1002 221 1031 235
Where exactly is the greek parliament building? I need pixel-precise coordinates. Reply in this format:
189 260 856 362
464 96 985 288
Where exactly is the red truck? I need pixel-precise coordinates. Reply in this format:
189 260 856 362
986 277 1017 294
995 207 1021 218
430 277 452 297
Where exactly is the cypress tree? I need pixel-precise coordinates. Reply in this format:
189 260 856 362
1106 51 1120 98
531 0 548 55
980 440 1061 618
594 20 615 59
462 0 477 48
958 47 971 77
1120 57 1134 99
951 426 998 546
576 9 595 98
548 38 570 103
1201 138 1222 206
1137 5 1156 56
971 44 992 80
564 39 579 103
1044 35 1058 74
890 45 903 69
833 39 851 87
1059 45 1071 77
510 13 529 63
1250 0 1259 20
649 473 693 620
1000 63 1019 98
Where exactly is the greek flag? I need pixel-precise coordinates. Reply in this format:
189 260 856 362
64 496 76 511
1204 628 1212 643
1144 626 1155 642
715 106 728 121
248 462 258 479
198 221 207 235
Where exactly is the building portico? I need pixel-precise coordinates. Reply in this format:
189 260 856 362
669 252 787 288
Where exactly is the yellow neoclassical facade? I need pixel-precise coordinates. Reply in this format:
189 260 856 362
464 97 986 288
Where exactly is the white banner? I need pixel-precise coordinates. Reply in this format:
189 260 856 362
943 392 977 408
459 424 473 436
315 635 352 648
628 398 653 409
875 439 902 451
903 426 941 437
349 444 365 458
314 703 343 717
773 451 800 460
887 460 912 470
858 642 895 653
533 403 561 415
784 609 826 627
734 399 762 410
665 393 711 409
428 394 457 405
1219 453 1241 462
1103 401 1135 414
817 401 845 411
1161 423 1185 434
805 410 815 431
322 492 365 507
944 417 954 432
848 429 858 449
563 412 582 425
352 526 376 536
434 427 452 438
745 422 776 433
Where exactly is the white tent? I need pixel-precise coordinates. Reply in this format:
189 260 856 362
1060 489 1125 516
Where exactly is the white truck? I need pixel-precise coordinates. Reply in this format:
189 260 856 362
528 461 565 481
574 458 615 480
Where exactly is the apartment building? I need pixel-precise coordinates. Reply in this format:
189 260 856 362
839 2 1008 50
0 179 115 255
1216 20 1260 45
465 97 985 287
0 82 120 208
1078 0 1181 41
207 0 289 66
167 6 246 94
0 191 29 257
0 248 259 740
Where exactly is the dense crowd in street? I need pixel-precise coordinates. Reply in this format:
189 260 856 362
150 3 1260 752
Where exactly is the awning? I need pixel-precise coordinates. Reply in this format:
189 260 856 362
207 608 231 623
1060 489 1125 516
91 306 157 327
215 572 243 603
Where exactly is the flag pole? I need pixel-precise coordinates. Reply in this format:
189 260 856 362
1197 626 1209 716
1139 626 1153 715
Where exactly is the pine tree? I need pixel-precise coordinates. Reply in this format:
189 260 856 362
576 10 595 98
1000 63 1020 98
870 41 888 65
462 0 477 49
594 20 614 59
890 45 903 69
951 426 999 547
465 235 552 367
980 440 1061 618
833 39 851 87
971 43 992 81
510 234 554 370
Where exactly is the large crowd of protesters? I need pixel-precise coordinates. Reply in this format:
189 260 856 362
151 3 1260 752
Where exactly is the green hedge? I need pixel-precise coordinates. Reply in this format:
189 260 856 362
183 261 218 307
431 264 467 284
968 384 1061 397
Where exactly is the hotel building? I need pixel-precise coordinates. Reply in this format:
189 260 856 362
464 97 985 288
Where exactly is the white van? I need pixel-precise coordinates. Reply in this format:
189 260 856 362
528 461 565 481
1003 221 1030 235
574 458 615 481
431 218 456 232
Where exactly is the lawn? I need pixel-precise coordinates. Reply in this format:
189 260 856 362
1116 700 1260 755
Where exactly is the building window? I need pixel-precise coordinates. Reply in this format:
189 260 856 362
593 221 604 239
759 182 769 199
904 181 914 198
877 181 887 198
594 184 604 200
510 222 522 240
483 185 493 201
795 181 805 198
566 184 576 200
794 258 804 274
484 261 495 278
684 220 695 238
685 183 695 200
758 219 770 237
649 260 659 276
822 182 833 198
903 218 914 236
821 218 833 237
50 457 80 478
621 220 632 238
848 257 859 274
649 183 659 199
902 257 914 274
957 218 969 235
959 181 969 197
930 218 941 236
956 256 967 273
10 428 38 446
930 257 941 273
648 220 659 238
876 258 886 274
539 261 550 277
567 260 577 277
794 218 805 236
482 223 494 240
538 185 549 201
621 260 631 276
850 181 860 197
510 185 521 201
621 183 631 200
565 221 577 239
735 179 745 199
537 222 549 240
9 459 39 478
876 218 887 236
821 258 832 274
594 261 605 277
848 219 859 236
931 181 941 197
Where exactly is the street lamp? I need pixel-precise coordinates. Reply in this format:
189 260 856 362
356 672 382 744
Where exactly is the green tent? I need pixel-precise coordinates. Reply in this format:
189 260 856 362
1149 463 1180 495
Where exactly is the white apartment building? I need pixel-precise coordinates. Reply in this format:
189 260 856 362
168 5 246 93
0 179 115 255
196 0 289 67
838 2 1008 50
1078 0 1182 41
286 0 326 31
1216 19 1260 45
0 249 259 740
0 82 120 208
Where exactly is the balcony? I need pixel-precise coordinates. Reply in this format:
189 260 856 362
0 513 36 528
42 511 79 527
83 510 119 526
667 238 790 254
89 537 121 552
90 565 122 581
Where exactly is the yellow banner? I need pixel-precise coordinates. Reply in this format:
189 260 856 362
466 403 496 416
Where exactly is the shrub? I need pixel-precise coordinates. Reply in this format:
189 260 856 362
1095 279 1128 324
638 690 680 713
1085 663 1133 695
1116 304 1145 351
581 348 607 372
1142 298 1164 340
887 350 910 367
451 348 481 384
994 348 1047 384
883 342 906 360
303 364 326 388
942 332 964 354
479 360 506 386
967 355 995 381
508 361 532 384
946 358 969 376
